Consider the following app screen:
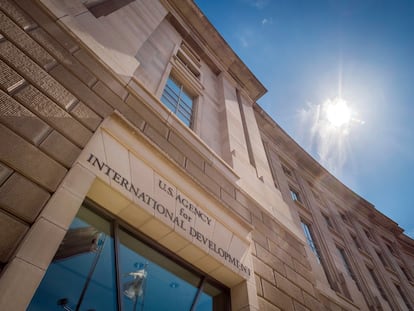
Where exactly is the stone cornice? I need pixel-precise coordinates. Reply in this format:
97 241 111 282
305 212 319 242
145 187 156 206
163 0 267 102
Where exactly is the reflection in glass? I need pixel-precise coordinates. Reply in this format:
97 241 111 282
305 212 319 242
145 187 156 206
119 229 199 311
28 204 229 311
28 207 117 311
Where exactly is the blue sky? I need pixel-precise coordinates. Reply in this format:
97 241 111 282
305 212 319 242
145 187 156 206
196 0 414 237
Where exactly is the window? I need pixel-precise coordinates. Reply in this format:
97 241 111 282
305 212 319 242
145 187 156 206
28 203 229 311
290 187 302 204
338 247 352 277
161 76 194 127
386 243 397 257
400 265 413 282
322 213 334 229
301 221 337 290
395 284 413 310
364 228 374 241
86 0 134 18
367 266 388 302
282 165 292 177
301 221 321 263
340 213 348 223
376 251 389 268
337 247 360 291
351 234 362 250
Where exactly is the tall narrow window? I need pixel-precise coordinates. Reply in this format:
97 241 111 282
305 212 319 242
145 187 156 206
282 165 292 177
301 221 337 290
338 247 352 277
364 228 374 242
351 234 362 250
161 76 193 127
400 265 413 282
301 221 321 263
322 213 334 230
376 251 389 268
395 284 413 310
337 247 361 291
386 243 397 257
290 188 302 204
368 267 388 302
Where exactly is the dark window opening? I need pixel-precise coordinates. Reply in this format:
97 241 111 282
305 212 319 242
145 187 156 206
368 267 388 302
86 0 134 18
395 284 412 311
337 247 361 291
400 265 413 282
376 251 389 268
322 214 334 229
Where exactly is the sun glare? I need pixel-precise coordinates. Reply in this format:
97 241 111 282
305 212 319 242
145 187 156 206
325 97 351 127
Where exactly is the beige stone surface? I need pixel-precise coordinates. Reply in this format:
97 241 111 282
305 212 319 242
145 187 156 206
40 130 81 167
39 186 83 230
118 203 152 228
15 218 66 270
159 231 189 253
15 84 92 147
0 211 28 263
0 90 51 146
87 179 130 215
0 172 50 223
101 130 133 201
139 217 171 241
0 123 67 192
0 257 44 311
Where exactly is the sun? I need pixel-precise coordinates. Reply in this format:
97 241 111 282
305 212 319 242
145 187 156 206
325 97 351 127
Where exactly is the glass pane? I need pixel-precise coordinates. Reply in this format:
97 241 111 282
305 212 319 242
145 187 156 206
119 229 200 311
166 77 181 95
180 91 193 109
176 110 191 127
28 207 117 311
161 76 194 127
196 282 227 311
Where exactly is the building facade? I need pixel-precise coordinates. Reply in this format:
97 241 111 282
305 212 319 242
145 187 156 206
0 0 413 310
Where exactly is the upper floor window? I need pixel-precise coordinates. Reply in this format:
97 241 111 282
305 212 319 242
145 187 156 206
386 243 397 257
300 221 321 263
351 234 362 250
376 250 390 268
400 265 413 282
337 247 360 290
364 228 375 242
367 266 388 302
161 76 193 127
289 187 302 204
282 165 292 177
395 284 413 310
322 213 334 230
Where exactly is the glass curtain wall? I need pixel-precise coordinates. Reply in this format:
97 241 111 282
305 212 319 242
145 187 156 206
28 203 229 311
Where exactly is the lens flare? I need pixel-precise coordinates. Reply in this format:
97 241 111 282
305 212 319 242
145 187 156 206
325 98 351 127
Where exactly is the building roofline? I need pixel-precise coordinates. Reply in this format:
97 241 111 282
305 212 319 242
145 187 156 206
164 0 267 101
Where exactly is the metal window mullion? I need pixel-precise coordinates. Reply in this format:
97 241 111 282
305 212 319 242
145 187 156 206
189 276 206 311
113 221 123 311
176 85 184 114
